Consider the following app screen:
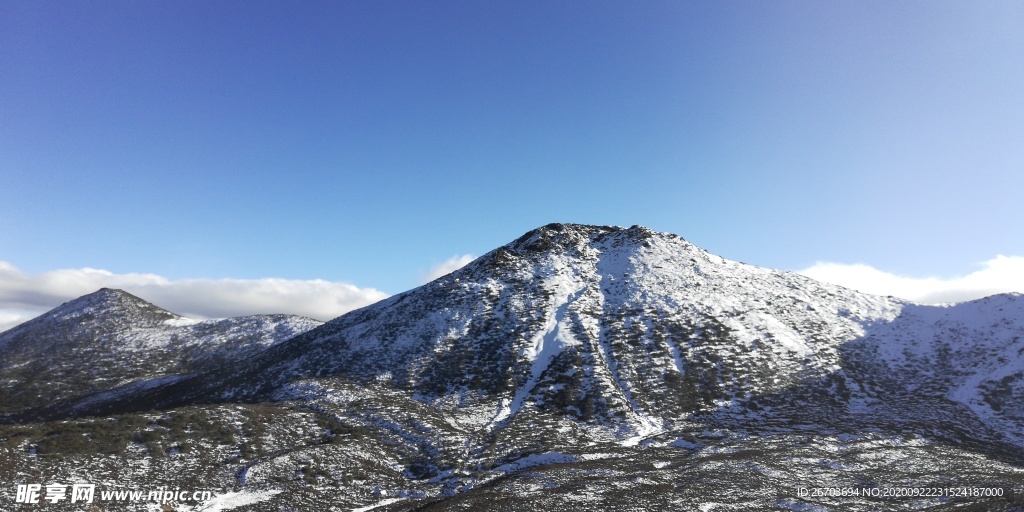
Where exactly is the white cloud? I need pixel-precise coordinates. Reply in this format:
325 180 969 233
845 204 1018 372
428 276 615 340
0 310 37 334
7 253 1019 332
797 255 1024 304
0 261 390 331
421 254 476 283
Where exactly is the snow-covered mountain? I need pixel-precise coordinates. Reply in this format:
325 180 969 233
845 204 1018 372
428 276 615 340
0 288 321 417
2 224 1022 511
121 224 1021 441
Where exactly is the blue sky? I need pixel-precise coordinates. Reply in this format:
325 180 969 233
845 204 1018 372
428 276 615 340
1 1 1023 325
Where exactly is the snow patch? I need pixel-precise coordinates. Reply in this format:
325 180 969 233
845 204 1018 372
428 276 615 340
163 316 203 327
488 267 586 427
194 490 282 511
492 451 580 473
351 498 405 512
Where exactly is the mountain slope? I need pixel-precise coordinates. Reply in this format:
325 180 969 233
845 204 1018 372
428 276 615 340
94 225 1021 447
4 224 1024 511
260 224 899 431
0 288 322 416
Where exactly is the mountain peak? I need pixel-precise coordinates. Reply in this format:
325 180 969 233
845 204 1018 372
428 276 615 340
508 223 608 252
505 223 676 258
71 287 138 302
87 286 134 302
0 287 324 416
42 287 179 327
65 286 151 306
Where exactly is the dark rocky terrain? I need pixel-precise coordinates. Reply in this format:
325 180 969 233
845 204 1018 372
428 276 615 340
2 224 1022 511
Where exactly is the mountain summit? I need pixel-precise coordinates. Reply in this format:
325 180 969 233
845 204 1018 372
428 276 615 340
1 287 179 337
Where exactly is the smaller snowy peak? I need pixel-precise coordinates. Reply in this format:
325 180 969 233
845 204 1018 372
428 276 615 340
0 289 325 415
43 287 179 326
62 287 150 308
0 288 184 348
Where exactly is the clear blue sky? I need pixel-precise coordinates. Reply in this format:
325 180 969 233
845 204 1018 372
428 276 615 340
2 0 1022 294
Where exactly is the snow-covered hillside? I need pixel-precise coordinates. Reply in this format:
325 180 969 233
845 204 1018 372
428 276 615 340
0 288 321 416
3 224 1022 511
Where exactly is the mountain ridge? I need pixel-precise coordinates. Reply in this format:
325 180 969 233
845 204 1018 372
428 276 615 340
3 223 1023 511
56 224 1019 441
0 287 322 418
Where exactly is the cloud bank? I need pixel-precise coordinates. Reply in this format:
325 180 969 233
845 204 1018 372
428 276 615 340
5 254 1020 332
0 261 389 332
421 254 477 283
798 255 1024 304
